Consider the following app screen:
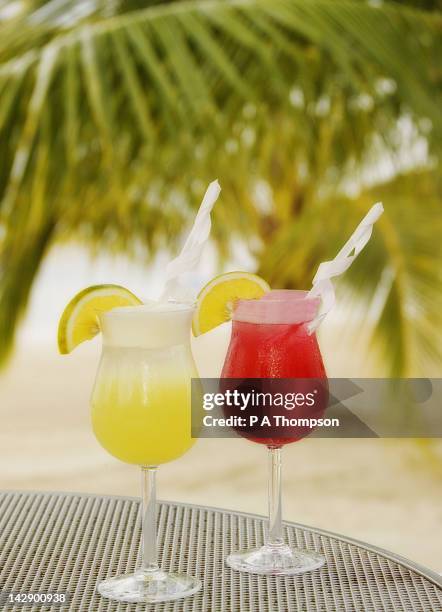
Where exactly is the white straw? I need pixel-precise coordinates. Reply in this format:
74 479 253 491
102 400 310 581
307 202 384 333
161 180 221 300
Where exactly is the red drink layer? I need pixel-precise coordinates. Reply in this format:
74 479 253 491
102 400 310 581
221 291 327 447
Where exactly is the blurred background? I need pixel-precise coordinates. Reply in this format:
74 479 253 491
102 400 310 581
0 0 441 571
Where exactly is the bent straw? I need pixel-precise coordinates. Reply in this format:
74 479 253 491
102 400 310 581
161 180 221 300
306 202 384 333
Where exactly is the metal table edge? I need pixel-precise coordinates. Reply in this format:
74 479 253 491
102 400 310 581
2 488 441 590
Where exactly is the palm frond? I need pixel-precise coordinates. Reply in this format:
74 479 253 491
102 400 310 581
260 168 442 376
0 0 441 368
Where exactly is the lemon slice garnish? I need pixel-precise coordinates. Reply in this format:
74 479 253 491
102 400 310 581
192 271 270 336
58 284 142 354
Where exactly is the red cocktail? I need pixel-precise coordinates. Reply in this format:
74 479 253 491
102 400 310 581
221 290 327 445
221 290 327 575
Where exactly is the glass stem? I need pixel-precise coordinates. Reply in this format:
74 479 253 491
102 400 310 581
267 446 284 547
141 466 159 573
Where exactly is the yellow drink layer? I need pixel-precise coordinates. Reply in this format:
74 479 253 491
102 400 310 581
91 303 197 466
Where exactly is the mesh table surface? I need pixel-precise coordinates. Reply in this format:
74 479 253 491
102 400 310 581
0 491 441 612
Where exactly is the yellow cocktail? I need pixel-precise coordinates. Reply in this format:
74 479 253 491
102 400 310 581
90 301 201 602
92 374 195 466
91 303 197 466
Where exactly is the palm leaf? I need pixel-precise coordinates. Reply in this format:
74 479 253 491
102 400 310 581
0 0 441 371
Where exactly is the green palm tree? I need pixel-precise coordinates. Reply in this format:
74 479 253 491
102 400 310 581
0 0 441 374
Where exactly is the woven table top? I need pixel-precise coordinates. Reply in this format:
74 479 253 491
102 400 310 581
0 491 441 611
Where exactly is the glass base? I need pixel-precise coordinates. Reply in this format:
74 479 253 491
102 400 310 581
98 569 201 603
226 543 325 576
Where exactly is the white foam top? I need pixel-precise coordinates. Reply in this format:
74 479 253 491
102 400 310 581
233 291 320 325
108 300 195 316
100 301 195 348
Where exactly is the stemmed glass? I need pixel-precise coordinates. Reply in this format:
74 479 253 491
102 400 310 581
91 303 201 603
221 290 327 575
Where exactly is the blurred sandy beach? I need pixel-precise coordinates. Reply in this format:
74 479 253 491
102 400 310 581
1 329 441 573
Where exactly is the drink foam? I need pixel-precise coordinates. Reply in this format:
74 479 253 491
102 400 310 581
109 300 194 315
100 300 195 348
233 291 320 325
